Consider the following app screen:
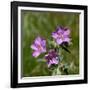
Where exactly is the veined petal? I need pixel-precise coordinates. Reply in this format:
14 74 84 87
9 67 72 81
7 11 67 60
49 60 53 64
32 51 40 58
52 58 58 64
31 44 38 50
64 29 70 36
41 39 46 47
42 48 46 53
56 38 63 44
34 37 41 45
57 28 64 34
52 32 58 39
64 37 71 42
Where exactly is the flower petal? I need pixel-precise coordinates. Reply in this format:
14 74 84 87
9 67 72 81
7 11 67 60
52 58 58 64
64 29 70 36
32 51 40 58
52 32 58 39
41 48 46 53
64 37 71 42
56 38 63 45
31 44 38 50
57 28 64 34
34 37 41 45
41 39 46 47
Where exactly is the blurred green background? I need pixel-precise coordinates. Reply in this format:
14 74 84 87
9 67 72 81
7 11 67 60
21 10 79 77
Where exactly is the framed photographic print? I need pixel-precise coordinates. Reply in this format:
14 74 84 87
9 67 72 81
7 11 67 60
11 1 88 88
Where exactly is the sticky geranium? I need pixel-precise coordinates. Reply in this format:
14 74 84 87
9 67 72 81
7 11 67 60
31 36 46 58
45 50 59 67
30 25 72 75
52 26 71 45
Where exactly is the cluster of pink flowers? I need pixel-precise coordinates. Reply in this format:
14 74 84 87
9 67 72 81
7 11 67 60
31 26 71 68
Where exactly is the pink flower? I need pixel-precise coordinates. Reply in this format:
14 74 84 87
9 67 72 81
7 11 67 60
31 37 46 58
52 26 71 45
45 50 59 67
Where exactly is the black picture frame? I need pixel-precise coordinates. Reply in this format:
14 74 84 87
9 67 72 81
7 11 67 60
11 1 88 88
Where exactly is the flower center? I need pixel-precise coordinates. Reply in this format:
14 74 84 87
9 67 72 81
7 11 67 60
57 32 64 40
37 44 43 51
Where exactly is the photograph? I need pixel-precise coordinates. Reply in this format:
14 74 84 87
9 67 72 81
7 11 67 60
21 10 79 77
11 1 87 88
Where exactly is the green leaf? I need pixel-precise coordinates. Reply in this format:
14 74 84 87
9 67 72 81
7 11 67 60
37 59 46 62
52 67 61 75
61 45 71 53
58 55 63 62
56 67 61 75
52 69 56 75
